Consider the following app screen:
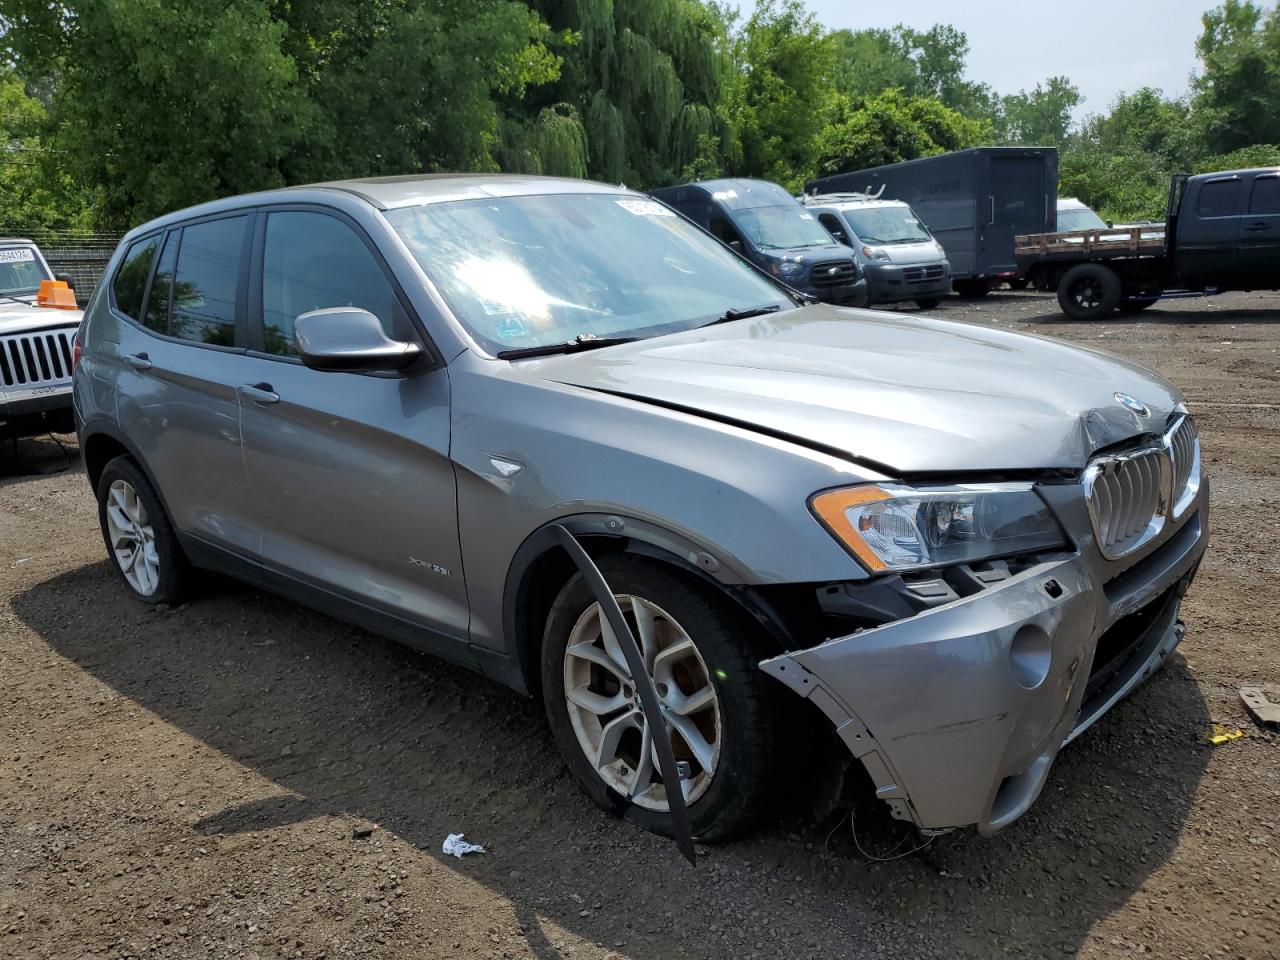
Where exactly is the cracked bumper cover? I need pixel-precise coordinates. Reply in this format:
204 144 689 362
761 498 1207 835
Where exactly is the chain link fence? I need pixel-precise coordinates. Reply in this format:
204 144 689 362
2 227 123 304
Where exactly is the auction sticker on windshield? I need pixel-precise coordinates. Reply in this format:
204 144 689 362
616 199 674 217
0 248 36 263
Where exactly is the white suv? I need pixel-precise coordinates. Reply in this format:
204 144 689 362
0 238 82 440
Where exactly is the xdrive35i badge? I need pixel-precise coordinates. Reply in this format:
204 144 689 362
1114 392 1150 417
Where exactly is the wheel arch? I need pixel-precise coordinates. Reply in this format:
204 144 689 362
502 514 798 698
80 422 179 528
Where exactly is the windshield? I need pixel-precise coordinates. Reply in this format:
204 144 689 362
0 245 51 296
730 204 834 250
841 207 932 245
1058 206 1108 232
387 194 792 354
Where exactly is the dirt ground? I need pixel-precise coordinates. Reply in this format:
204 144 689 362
2 288 1278 960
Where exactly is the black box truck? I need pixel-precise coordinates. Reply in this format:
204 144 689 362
806 146 1058 298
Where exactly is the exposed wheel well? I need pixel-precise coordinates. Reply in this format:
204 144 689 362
83 433 131 490
509 535 801 699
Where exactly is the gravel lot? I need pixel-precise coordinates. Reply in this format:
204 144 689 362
2 288 1278 960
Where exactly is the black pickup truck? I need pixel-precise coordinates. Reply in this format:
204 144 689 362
1017 167 1280 320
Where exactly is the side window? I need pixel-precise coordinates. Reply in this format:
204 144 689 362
710 217 742 247
818 213 849 245
1196 179 1242 218
260 210 406 356
142 231 179 335
112 235 161 322
170 216 247 346
1248 175 1280 215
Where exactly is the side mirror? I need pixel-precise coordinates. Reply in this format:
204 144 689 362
1106 220 1114 228
293 307 422 373
55 273 75 291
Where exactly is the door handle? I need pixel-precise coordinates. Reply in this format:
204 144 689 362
1244 221 1270 231
238 382 280 405
125 352 152 371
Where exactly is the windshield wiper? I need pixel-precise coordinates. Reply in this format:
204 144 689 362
496 334 639 360
704 303 784 327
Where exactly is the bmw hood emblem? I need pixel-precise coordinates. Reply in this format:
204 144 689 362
1114 392 1150 417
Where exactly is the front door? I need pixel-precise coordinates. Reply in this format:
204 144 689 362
1239 171 1280 284
235 207 470 647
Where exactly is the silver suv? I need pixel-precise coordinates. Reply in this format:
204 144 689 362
74 175 1207 843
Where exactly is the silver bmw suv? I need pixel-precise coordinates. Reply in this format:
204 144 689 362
74 175 1207 843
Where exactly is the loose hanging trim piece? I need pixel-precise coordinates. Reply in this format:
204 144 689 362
551 525 697 866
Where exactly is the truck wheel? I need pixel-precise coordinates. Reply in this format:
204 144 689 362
914 297 944 310
541 555 784 842
1118 297 1160 314
1006 278 1029 290
954 279 991 299
1057 264 1121 320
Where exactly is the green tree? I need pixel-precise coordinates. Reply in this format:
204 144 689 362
996 76 1081 148
0 66 97 228
815 88 988 178
1194 0 1280 150
508 0 736 185
725 0 836 191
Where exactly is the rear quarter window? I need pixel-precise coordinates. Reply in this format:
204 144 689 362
1248 175 1280 215
112 235 161 321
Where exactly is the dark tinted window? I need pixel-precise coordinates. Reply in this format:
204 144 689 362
1249 175 1280 215
142 231 179 335
261 211 404 356
113 236 160 321
170 216 245 346
1196 179 1242 217
818 213 849 244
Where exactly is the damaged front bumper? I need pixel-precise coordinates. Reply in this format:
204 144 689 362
761 491 1208 836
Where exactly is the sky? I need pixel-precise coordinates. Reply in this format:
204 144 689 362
723 0 1216 121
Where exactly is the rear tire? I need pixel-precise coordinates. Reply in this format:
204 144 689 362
541 555 784 842
953 278 992 299
96 456 190 605
914 297 944 310
1057 263 1122 320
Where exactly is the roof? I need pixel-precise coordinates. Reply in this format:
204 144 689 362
302 173 630 210
805 196 911 212
121 173 634 243
650 178 795 210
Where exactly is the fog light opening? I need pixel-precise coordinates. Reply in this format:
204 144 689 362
1010 625 1052 689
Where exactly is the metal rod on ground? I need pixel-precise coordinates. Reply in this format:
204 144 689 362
551 525 697 866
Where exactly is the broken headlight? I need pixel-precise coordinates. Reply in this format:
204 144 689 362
810 483 1065 573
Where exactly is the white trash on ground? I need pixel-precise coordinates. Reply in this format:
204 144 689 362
442 833 486 858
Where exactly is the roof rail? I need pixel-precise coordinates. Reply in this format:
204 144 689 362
802 185 887 203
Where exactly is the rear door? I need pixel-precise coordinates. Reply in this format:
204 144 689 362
1238 171 1280 286
234 206 471 649
109 214 259 557
982 156 1047 275
1178 175 1243 288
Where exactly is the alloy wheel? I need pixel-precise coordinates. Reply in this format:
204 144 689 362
104 479 160 596
562 595 722 811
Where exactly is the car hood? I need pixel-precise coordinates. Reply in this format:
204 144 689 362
532 304 1182 474
0 299 82 336
877 241 946 266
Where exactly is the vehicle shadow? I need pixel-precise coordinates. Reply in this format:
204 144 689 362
12 563 1213 958
0 433 79 485
1018 306 1280 326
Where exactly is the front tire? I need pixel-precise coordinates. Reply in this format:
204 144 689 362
1057 263 1122 320
953 278 992 299
914 297 944 310
96 456 189 605
541 555 783 842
